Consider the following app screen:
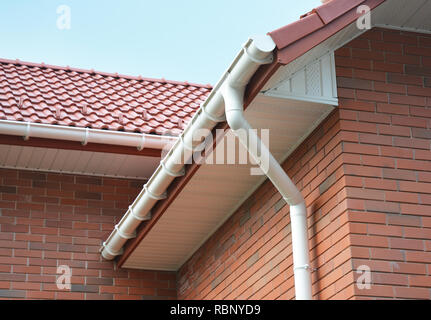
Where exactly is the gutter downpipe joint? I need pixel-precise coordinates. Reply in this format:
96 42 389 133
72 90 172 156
221 36 312 300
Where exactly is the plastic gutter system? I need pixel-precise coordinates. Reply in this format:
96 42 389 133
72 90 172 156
100 0 392 299
100 35 313 299
0 120 176 151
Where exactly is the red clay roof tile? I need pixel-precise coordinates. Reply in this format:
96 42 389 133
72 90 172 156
0 58 211 136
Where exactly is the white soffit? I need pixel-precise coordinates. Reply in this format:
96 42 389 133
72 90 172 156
373 0 431 33
0 144 160 179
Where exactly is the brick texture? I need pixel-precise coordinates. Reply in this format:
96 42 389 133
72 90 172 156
0 169 176 300
335 28 431 300
177 28 431 300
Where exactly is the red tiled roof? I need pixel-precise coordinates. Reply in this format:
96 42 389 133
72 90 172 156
0 58 212 136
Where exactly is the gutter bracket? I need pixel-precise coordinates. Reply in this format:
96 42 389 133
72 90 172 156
82 127 89 146
137 134 146 151
129 205 152 221
143 183 167 200
161 159 185 177
180 135 194 152
23 122 30 141
101 241 123 256
115 224 136 239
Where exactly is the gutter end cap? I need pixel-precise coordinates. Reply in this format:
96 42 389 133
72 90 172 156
250 34 276 54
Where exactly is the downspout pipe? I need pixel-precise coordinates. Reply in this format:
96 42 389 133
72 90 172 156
221 46 312 300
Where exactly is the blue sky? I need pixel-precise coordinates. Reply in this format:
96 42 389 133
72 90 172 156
0 0 320 85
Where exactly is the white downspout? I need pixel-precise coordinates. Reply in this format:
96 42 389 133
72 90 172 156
221 42 312 300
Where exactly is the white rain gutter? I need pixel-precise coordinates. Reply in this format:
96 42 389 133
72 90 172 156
0 120 176 151
100 35 312 300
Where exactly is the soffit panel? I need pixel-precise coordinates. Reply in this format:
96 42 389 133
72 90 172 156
0 144 159 179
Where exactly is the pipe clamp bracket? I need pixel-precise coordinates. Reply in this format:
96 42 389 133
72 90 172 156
144 183 167 200
294 264 311 271
101 241 123 257
114 224 136 240
128 205 151 221
161 160 185 177
180 135 196 152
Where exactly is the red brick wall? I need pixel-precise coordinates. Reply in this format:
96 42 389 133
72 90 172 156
177 28 431 300
334 28 431 299
0 168 176 299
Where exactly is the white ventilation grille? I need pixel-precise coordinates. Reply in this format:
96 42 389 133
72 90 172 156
263 51 338 105
306 60 322 96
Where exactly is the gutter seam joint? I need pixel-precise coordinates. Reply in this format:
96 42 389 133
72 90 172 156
201 103 226 123
160 159 185 177
129 205 151 221
143 183 167 200
243 46 273 65
115 224 136 240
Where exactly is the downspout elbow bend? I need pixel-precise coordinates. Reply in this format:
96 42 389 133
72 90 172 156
221 84 248 131
225 109 249 132
284 192 306 208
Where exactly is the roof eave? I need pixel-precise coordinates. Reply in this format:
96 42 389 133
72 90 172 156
116 0 389 268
